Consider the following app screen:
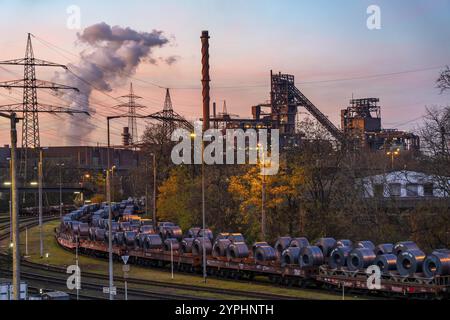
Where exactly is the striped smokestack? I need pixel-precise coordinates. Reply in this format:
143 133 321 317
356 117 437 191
201 30 210 132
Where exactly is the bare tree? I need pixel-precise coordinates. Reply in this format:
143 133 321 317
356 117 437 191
437 66 450 93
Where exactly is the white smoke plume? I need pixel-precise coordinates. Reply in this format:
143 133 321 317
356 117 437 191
53 22 175 144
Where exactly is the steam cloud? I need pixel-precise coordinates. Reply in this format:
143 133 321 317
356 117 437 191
54 22 176 144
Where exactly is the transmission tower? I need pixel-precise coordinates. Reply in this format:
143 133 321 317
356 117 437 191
0 33 86 181
150 88 193 139
114 83 146 144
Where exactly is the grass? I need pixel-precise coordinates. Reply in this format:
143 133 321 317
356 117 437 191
0 221 363 300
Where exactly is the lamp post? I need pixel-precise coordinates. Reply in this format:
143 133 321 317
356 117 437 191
150 153 157 230
56 163 64 217
258 143 266 241
38 149 43 258
386 148 400 170
106 116 114 300
4 178 12 244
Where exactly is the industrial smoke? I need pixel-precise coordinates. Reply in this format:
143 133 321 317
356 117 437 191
53 22 176 144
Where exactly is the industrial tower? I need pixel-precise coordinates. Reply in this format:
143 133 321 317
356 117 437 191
114 83 145 145
0 33 85 180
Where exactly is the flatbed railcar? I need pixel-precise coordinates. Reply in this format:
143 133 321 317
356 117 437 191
55 232 449 299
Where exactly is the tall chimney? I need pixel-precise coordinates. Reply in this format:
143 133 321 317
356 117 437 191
201 30 210 132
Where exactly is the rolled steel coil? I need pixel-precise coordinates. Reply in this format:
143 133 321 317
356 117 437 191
346 248 376 271
164 238 180 251
70 221 81 235
192 237 213 256
374 243 394 256
94 228 106 242
114 232 125 246
423 251 450 278
356 241 375 251
120 222 131 232
111 222 120 232
374 254 397 274
281 247 301 266
130 224 140 233
394 241 419 256
252 242 269 256
226 242 249 260
254 245 277 263
335 239 352 248
140 225 154 234
213 239 231 257
135 233 148 248
105 231 116 243
328 246 352 269
215 233 230 241
198 229 214 241
397 249 426 276
275 237 292 257
78 223 90 238
228 233 245 243
124 231 137 246
180 238 195 253
143 234 163 250
161 225 183 241
289 237 310 249
315 238 337 257
187 227 201 238
299 246 324 268
88 227 96 241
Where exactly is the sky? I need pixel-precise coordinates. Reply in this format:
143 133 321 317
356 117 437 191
0 0 449 146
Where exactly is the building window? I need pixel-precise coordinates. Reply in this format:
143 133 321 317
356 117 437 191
373 184 384 197
388 183 401 197
406 184 419 197
423 183 434 197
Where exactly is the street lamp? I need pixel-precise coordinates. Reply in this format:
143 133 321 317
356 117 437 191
56 163 65 217
386 148 400 170
257 143 266 241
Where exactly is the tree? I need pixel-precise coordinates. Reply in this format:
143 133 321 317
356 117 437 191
437 66 450 93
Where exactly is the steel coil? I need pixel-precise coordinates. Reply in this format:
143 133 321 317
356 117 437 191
299 246 324 268
135 233 148 248
252 242 268 256
198 229 214 241
215 233 230 241
281 247 301 266
213 239 231 257
78 223 90 238
397 249 426 276
111 222 120 232
374 243 394 256
423 251 450 278
347 248 376 271
140 225 154 234
315 238 337 257
192 237 212 256
160 225 183 241
180 238 195 253
187 227 201 238
226 242 249 260
254 245 277 263
143 234 163 250
328 247 352 269
164 238 180 251
335 239 352 248
105 231 116 243
394 241 419 256
275 237 292 257
88 227 96 241
228 233 245 243
373 254 397 274
94 228 105 241
114 232 125 246
124 231 137 246
356 241 375 251
289 237 309 249
120 222 131 232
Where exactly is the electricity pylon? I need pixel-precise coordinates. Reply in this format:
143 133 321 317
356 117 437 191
0 33 86 181
114 83 146 144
